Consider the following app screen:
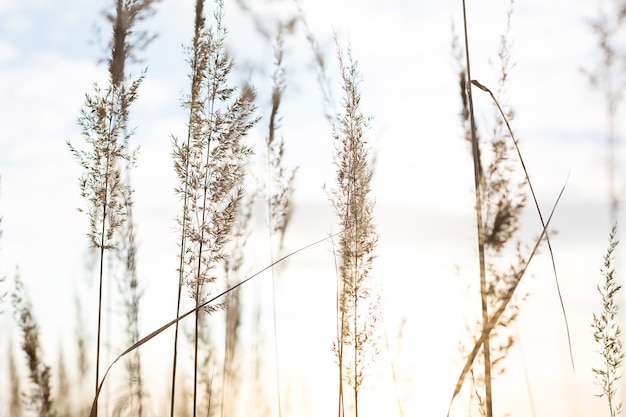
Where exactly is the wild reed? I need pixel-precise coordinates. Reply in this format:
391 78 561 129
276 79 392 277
11 271 56 417
453 19 494 411
68 2 157 415
55 346 71 417
592 223 624 417
8 342 23 417
585 3 625 415
171 1 258 415
453 2 554 415
74 295 90 390
299 7 335 124
56 349 70 417
448 2 574 410
265 23 296 256
108 3 159 357
221 190 252 417
330 42 380 417
169 0 206 414
583 0 626 223
115 213 145 417
69 81 129 411
264 22 297 417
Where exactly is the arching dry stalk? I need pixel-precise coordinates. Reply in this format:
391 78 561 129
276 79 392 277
87 235 335 417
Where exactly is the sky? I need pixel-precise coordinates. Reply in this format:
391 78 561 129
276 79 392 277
0 0 625 416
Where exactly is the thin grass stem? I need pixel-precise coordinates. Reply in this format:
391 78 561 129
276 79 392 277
460 1 492 415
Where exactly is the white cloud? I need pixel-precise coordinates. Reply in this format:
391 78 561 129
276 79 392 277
0 40 16 63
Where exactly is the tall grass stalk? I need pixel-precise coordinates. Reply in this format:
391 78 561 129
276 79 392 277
470 25 529 416
116 218 145 417
221 191 253 417
460 1 492 414
592 223 624 417
169 0 206 415
330 42 380 417
74 295 90 392
583 0 626 223
298 6 335 124
11 271 56 417
69 83 129 412
172 1 257 415
109 2 159 414
455 2 571 414
264 22 297 417
266 22 296 274
448 50 569 410
68 2 156 414
8 341 23 417
56 348 70 417
584 8 626 411
385 319 407 417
